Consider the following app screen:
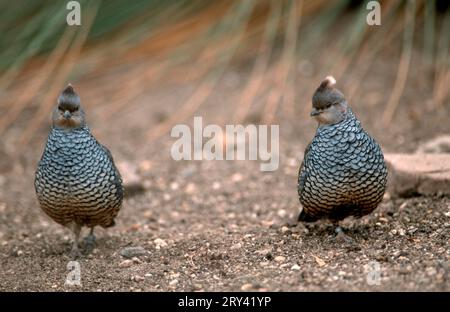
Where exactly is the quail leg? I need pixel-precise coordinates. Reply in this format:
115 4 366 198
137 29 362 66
332 221 354 243
83 227 96 254
70 224 82 259
332 220 342 233
334 225 344 234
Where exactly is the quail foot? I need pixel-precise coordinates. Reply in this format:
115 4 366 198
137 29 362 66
297 76 387 235
35 85 123 258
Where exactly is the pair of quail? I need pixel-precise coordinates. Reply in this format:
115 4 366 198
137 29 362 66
35 78 387 258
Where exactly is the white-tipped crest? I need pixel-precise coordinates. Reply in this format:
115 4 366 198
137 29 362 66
325 75 336 86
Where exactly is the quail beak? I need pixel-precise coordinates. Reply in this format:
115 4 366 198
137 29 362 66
63 111 71 119
310 108 321 117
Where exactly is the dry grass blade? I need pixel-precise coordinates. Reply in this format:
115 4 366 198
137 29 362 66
0 27 77 135
423 0 436 67
282 0 301 118
433 68 450 107
17 2 100 151
262 0 301 125
382 0 416 126
100 3 234 119
346 1 403 102
326 2 370 87
0 4 65 94
233 0 281 124
146 0 257 141
432 10 450 108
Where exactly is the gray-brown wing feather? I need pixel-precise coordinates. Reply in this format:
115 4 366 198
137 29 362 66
298 143 311 196
99 143 124 204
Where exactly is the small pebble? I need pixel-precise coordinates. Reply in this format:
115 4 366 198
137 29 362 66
231 173 243 182
154 238 168 249
119 260 133 268
132 257 143 264
138 160 152 172
193 283 203 290
255 248 272 256
185 183 196 194
170 182 179 190
230 243 242 250
241 283 253 291
120 246 149 258
132 275 145 282
277 209 287 218
426 267 437 276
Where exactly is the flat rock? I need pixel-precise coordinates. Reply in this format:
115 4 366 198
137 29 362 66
416 135 450 154
384 153 450 197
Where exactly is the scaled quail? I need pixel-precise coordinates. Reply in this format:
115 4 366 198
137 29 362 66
298 76 387 228
35 85 123 258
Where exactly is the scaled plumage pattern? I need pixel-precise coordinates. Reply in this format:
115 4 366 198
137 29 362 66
35 85 123 258
298 76 387 224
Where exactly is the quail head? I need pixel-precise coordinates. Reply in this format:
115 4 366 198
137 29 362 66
297 76 387 229
35 85 123 258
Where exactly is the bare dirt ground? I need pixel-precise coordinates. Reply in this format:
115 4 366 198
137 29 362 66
0 46 449 291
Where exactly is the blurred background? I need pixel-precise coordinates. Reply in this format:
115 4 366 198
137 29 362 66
0 0 449 163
